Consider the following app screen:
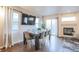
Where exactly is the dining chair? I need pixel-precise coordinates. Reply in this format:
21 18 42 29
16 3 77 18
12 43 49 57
24 32 35 48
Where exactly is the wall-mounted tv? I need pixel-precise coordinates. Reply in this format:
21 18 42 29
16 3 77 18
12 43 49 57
21 13 28 25
21 13 36 25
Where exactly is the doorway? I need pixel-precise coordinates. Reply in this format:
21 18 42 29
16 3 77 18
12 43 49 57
46 18 57 36
51 18 57 36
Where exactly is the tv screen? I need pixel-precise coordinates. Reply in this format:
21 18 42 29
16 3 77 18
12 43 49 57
22 13 28 25
28 15 36 25
21 13 36 25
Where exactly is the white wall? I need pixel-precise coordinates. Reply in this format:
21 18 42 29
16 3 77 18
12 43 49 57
43 12 79 37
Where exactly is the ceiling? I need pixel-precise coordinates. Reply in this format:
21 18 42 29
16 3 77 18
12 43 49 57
20 6 79 16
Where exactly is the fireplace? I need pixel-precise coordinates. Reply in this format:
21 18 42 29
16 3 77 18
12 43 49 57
63 28 75 36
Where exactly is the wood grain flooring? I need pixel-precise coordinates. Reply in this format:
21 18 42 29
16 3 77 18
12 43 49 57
1 35 77 52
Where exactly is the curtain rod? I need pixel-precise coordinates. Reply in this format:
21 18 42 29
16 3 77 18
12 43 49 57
8 6 23 13
12 8 23 13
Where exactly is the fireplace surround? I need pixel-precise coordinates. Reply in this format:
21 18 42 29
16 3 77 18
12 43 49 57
63 28 75 36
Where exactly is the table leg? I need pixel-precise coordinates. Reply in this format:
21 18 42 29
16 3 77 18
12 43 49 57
35 35 40 50
49 34 51 40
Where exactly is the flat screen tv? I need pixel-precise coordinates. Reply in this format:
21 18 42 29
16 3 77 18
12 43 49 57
22 13 36 25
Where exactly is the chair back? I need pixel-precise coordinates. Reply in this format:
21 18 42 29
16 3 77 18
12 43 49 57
25 32 31 40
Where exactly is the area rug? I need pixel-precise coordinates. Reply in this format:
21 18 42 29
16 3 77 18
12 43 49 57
63 37 79 52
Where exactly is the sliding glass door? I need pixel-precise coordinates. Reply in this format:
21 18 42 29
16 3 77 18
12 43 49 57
51 18 57 35
46 19 52 30
46 18 57 36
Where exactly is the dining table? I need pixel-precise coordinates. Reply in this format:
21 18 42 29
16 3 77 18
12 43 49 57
23 29 50 50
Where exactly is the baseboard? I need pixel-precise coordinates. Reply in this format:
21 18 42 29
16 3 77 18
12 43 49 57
14 41 23 45
13 40 23 45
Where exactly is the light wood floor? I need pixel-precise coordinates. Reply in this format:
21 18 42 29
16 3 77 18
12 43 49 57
1 35 76 52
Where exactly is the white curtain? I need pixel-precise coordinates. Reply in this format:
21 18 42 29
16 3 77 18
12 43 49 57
4 7 13 48
3 7 22 49
0 7 5 49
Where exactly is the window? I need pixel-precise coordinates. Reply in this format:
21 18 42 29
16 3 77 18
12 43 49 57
35 18 39 28
12 12 19 31
46 19 51 29
62 16 76 22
